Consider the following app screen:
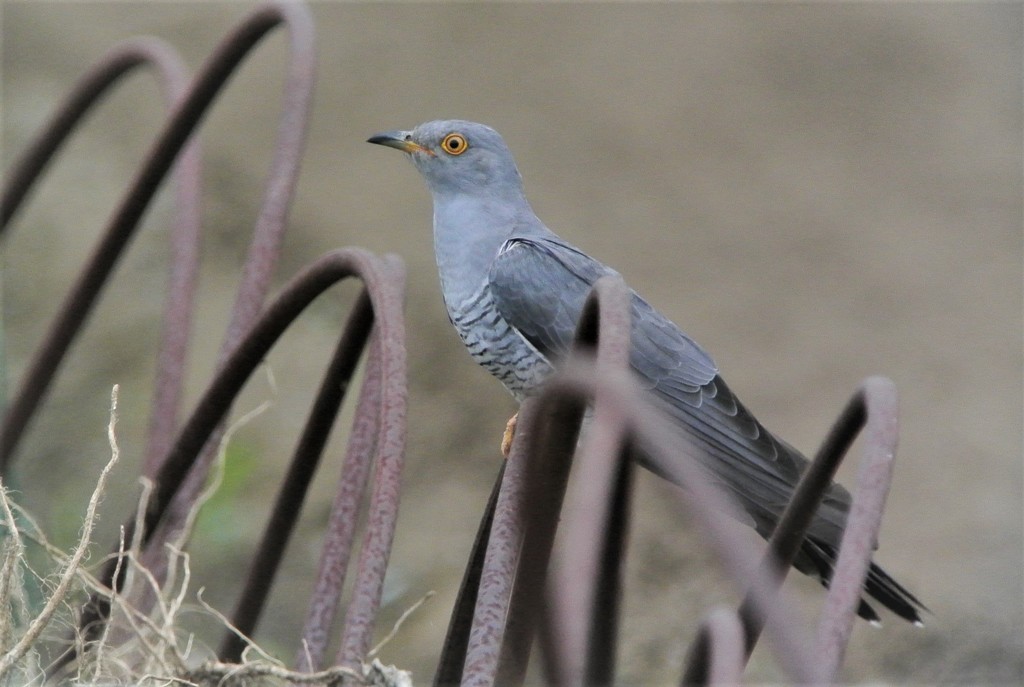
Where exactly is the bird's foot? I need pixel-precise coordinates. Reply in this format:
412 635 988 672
501 412 518 458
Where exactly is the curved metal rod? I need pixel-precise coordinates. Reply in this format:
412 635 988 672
679 377 902 685
512 362 820 685
0 0 315 475
445 276 890 685
333 256 408 669
703 608 746 685
0 37 203 476
219 290 377 664
813 376 900 681
540 275 634 687
134 0 316 573
464 392 577 687
291 328 384 671
434 460 506 687
218 254 406 666
1 38 191 232
728 379 870 661
462 277 638 687
54 248 395 678
144 65 204 480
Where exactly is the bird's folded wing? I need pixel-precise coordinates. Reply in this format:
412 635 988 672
488 236 850 541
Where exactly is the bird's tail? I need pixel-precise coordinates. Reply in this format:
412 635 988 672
802 538 928 626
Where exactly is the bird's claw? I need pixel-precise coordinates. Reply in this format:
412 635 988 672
501 412 518 458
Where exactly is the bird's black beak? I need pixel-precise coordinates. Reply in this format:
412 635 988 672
367 130 434 156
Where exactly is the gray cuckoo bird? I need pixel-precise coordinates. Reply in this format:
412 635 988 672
369 119 925 625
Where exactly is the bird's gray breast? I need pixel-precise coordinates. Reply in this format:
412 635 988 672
447 282 554 400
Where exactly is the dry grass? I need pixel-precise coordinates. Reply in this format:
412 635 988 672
0 386 413 686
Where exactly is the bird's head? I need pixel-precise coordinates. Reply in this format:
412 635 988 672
368 120 525 199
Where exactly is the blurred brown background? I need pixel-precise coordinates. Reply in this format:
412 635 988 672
2 2 1021 684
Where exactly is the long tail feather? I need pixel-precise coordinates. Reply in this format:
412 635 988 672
803 538 927 625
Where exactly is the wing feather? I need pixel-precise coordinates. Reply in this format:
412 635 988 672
488 236 851 542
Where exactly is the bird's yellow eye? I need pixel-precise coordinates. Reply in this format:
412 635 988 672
441 133 468 155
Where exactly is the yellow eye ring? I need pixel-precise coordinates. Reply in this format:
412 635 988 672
441 133 468 155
